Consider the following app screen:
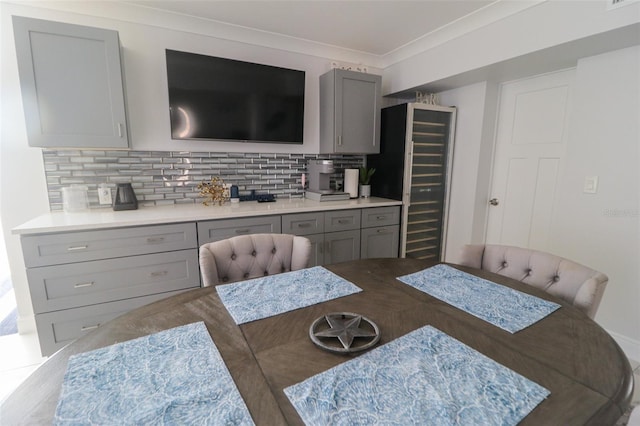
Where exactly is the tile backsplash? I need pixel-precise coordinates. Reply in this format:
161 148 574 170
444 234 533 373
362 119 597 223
43 150 364 211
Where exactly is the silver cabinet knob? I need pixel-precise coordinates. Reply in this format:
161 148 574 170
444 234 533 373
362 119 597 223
489 198 499 206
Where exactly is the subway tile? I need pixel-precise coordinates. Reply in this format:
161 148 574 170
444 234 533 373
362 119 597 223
42 149 363 210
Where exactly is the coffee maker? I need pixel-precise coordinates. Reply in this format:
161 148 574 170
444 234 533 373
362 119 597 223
304 160 350 201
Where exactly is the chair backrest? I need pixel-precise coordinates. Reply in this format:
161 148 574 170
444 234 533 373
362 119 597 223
199 233 312 286
458 244 608 319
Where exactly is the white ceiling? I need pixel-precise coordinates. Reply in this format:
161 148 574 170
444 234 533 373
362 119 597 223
125 0 497 56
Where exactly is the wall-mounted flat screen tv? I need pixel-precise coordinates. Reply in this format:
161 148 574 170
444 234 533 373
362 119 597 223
166 49 305 144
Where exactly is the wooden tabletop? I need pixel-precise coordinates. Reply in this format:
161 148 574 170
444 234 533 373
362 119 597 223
1 258 634 425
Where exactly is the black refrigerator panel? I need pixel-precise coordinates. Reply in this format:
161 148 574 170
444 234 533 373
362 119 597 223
368 104 407 201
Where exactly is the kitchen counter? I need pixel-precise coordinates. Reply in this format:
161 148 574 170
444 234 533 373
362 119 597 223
13 197 402 235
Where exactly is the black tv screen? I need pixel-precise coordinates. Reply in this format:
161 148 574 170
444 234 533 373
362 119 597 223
166 49 305 144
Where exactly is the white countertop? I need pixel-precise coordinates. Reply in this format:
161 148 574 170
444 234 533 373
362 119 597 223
13 197 402 235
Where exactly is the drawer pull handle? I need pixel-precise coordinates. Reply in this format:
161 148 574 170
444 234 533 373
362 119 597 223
150 270 168 277
377 229 391 234
235 229 250 234
147 237 165 243
74 281 95 289
376 216 387 220
81 324 100 332
337 220 350 224
297 223 312 228
67 245 88 251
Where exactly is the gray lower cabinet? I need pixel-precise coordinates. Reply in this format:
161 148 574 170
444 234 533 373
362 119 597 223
22 206 399 355
197 215 281 244
360 206 401 259
22 223 200 356
283 210 361 266
12 16 129 148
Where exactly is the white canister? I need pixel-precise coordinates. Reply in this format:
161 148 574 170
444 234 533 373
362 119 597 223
344 169 359 198
62 185 89 212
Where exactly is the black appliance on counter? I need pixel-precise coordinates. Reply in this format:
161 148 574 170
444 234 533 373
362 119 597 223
112 183 138 211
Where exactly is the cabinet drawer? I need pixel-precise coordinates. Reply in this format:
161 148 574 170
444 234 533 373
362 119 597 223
325 209 360 232
21 223 197 267
282 212 324 235
198 216 281 244
361 206 401 228
34 289 190 356
28 249 200 313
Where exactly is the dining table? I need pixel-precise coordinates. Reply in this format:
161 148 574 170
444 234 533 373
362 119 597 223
0 258 634 425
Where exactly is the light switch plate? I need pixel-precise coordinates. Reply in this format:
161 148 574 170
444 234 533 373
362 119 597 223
98 186 112 204
583 176 598 194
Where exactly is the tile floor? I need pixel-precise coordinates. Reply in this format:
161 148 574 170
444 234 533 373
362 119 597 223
0 331 639 419
0 332 47 403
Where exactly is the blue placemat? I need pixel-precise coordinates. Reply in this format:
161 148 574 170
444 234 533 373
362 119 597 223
217 266 362 324
397 264 560 333
54 322 254 425
285 325 549 425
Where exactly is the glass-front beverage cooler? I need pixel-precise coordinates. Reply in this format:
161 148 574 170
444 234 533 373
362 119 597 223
367 103 456 260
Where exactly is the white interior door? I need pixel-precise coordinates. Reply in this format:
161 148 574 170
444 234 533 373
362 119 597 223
486 69 574 250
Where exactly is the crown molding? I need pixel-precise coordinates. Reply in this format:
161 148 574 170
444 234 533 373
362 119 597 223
4 0 547 70
380 0 546 68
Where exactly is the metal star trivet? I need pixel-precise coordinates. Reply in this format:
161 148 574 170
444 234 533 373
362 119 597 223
309 312 380 354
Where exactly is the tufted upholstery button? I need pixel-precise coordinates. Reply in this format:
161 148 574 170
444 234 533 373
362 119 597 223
264 271 269 276
244 273 250 279
281 265 286 272
272 247 277 254
502 261 508 268
525 268 532 275
251 250 256 257
553 275 560 282
222 276 229 282
231 253 236 260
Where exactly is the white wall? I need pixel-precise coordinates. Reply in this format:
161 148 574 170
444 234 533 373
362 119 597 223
437 82 491 262
383 0 640 95
549 46 640 360
1 4 50 332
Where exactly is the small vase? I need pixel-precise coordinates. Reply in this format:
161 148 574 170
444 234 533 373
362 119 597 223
359 184 371 198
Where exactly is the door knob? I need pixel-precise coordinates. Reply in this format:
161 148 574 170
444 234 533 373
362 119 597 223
489 198 499 206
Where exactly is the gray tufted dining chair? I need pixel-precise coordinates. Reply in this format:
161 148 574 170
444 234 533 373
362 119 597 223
199 234 312 286
457 244 608 319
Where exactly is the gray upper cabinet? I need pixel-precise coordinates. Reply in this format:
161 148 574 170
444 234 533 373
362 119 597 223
12 16 129 148
319 69 381 154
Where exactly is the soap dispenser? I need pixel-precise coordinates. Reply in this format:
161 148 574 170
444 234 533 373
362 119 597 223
112 183 138 211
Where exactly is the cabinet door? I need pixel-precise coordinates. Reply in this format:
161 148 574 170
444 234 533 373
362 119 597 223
361 225 400 259
361 206 401 228
282 212 324 236
306 234 325 267
197 216 281 244
35 289 189 356
12 16 128 148
335 70 381 154
27 249 200 313
324 230 360 265
320 69 381 154
325 209 360 232
21 223 197 267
